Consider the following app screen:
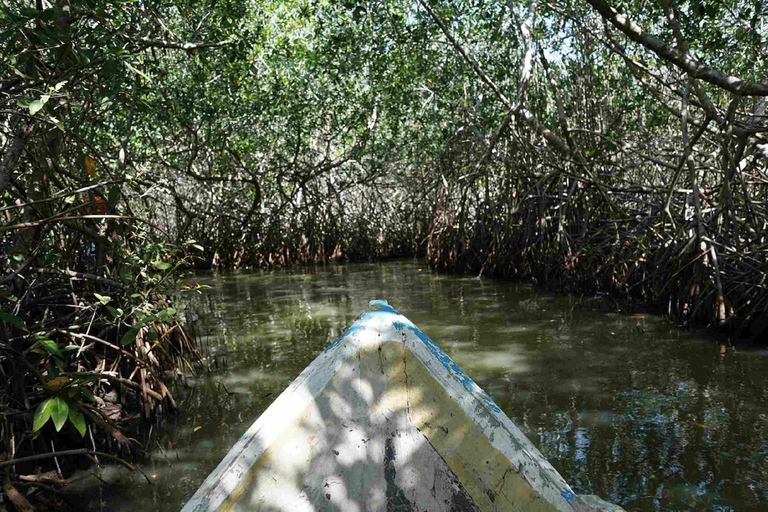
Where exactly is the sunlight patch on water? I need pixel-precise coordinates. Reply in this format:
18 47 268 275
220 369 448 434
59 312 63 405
218 368 289 385
494 325 531 334
450 348 531 374
553 376 609 395
576 410 623 426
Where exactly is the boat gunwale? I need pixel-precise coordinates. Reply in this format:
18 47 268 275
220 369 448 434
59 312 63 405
181 301 606 512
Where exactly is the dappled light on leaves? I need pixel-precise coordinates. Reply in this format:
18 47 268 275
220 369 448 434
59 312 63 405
2 0 768 508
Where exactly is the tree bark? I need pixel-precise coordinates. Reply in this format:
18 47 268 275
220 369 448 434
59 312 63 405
0 124 33 197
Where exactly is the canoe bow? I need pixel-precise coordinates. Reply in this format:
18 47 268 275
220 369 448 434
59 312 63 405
182 300 624 512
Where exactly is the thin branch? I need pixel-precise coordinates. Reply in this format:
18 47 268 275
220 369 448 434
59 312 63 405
124 36 233 51
0 214 132 233
35 268 126 290
416 0 511 108
63 372 167 403
0 124 34 197
0 179 125 213
0 449 152 484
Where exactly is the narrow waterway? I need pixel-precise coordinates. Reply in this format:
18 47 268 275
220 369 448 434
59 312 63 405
74 261 768 511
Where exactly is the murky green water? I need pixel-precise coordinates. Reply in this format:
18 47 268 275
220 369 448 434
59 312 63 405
75 261 768 511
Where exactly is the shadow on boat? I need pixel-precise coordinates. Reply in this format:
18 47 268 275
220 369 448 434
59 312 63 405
183 303 622 512
217 341 486 511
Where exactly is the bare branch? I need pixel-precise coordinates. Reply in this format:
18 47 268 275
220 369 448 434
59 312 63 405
124 36 233 51
0 124 33 197
416 0 512 108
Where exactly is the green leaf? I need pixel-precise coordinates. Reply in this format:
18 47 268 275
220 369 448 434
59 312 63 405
132 315 157 331
124 62 152 82
50 116 65 131
33 398 54 432
12 67 31 79
64 195 76 204
94 293 111 305
29 94 51 115
38 338 63 358
120 267 133 285
50 397 69 431
121 327 139 345
152 261 172 270
69 407 86 437
107 306 124 318
0 311 25 330
157 307 176 321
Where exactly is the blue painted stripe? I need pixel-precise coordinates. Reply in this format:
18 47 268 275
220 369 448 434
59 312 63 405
323 302 402 352
394 321 503 415
324 301 503 416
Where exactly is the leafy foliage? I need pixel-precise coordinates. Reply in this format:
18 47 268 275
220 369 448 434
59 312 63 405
1 0 767 501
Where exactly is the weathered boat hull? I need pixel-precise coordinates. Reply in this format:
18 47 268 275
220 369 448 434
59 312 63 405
182 301 624 512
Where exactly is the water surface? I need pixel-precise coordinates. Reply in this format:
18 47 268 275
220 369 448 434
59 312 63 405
76 261 768 511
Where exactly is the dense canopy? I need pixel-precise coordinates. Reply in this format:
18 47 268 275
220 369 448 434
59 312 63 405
2 0 767 340
1 0 767 506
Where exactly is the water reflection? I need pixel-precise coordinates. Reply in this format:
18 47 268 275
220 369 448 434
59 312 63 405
72 261 768 511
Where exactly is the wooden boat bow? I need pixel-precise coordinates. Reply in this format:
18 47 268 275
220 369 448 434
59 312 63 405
182 300 624 512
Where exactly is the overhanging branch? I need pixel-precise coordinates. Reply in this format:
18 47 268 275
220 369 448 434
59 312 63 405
125 36 233 51
584 0 768 96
